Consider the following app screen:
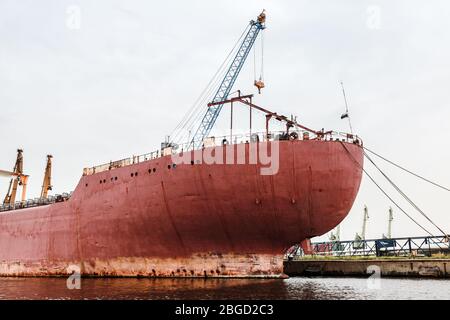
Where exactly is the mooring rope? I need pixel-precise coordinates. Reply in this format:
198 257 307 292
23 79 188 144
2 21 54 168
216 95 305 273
363 150 448 236
340 142 435 237
363 146 450 192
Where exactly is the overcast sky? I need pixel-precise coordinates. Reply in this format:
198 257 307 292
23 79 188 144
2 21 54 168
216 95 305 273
1 0 449 242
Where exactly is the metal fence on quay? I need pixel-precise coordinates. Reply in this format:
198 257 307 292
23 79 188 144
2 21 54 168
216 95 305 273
288 235 450 259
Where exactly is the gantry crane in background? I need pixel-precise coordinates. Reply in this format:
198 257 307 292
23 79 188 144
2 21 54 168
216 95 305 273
40 155 53 199
382 207 394 239
329 224 345 251
355 205 370 241
1 149 29 205
329 224 340 242
353 205 370 249
189 10 266 149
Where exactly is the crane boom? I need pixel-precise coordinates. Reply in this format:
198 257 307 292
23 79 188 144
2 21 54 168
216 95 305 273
3 149 28 205
0 169 17 177
361 205 369 240
40 155 53 199
190 11 266 149
387 207 394 239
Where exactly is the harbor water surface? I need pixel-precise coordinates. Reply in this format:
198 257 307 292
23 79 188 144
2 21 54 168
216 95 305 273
0 277 449 300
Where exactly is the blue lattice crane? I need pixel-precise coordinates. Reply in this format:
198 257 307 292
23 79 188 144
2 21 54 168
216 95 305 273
189 11 266 149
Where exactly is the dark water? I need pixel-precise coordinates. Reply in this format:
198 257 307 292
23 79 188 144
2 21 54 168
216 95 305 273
0 277 449 300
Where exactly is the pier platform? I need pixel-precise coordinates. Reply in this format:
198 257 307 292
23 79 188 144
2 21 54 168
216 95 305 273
284 258 450 278
285 235 450 278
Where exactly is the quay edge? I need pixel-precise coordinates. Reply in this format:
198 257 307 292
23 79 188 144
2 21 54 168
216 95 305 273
284 258 450 278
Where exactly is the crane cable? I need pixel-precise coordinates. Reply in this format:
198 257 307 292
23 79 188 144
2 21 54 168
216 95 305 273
253 42 256 81
340 81 353 135
363 146 450 192
261 30 264 81
363 150 448 236
340 142 435 237
170 33 244 144
182 22 252 140
169 23 252 145
253 29 264 82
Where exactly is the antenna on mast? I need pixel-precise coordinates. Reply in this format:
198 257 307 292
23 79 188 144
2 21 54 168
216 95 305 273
340 81 353 134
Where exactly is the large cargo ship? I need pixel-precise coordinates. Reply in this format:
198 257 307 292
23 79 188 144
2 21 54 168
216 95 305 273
0 11 363 277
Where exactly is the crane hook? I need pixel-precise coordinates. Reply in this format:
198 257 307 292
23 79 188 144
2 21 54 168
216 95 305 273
254 78 265 94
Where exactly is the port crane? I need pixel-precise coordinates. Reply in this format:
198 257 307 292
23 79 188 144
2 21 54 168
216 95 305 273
40 155 53 199
329 224 345 251
355 205 370 240
329 225 340 242
1 149 29 205
353 205 369 249
189 10 266 149
382 207 394 239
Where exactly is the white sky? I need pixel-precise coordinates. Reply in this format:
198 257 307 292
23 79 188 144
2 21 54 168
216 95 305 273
1 0 449 241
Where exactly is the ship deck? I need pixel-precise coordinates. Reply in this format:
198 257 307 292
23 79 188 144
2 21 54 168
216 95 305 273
0 129 361 214
83 129 362 176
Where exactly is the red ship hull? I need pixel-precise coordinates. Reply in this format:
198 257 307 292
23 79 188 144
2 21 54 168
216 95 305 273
0 140 363 277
